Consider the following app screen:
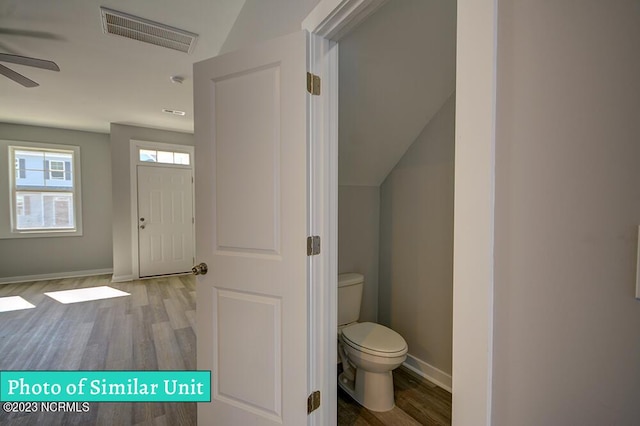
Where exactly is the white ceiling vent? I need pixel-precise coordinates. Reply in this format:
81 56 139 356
100 7 198 54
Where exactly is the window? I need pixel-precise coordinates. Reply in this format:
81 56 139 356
15 158 26 179
2 142 82 238
15 195 24 216
48 160 66 180
139 148 190 165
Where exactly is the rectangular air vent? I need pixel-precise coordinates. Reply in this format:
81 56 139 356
100 7 198 54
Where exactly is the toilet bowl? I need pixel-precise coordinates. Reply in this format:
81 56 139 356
338 273 408 412
338 321 407 411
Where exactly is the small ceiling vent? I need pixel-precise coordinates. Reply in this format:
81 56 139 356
100 7 198 54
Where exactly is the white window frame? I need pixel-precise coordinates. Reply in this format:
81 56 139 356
0 140 83 239
48 160 65 180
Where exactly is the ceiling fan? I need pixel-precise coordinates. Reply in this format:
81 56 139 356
0 53 59 88
0 28 62 88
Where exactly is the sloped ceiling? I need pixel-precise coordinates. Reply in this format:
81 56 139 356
338 0 456 187
0 0 246 133
219 0 320 54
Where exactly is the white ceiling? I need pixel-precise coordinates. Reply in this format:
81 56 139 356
0 0 456 188
0 0 246 134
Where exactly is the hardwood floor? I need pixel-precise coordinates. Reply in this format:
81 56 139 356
0 274 196 426
0 274 451 425
337 367 452 426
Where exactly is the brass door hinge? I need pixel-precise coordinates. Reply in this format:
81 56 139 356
307 72 321 96
307 236 321 256
307 390 321 414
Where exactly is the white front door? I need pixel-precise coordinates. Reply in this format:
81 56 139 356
137 165 194 277
194 31 309 425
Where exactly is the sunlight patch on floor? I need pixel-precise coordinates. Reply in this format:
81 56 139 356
45 286 130 304
0 296 36 312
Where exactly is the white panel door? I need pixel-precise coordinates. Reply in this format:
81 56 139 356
138 165 194 277
194 31 309 425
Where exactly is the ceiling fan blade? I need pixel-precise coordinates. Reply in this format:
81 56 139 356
0 64 39 87
0 29 64 41
0 53 59 71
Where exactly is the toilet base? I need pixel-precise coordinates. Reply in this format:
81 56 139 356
338 369 396 412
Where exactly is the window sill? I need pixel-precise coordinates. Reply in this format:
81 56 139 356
0 228 83 240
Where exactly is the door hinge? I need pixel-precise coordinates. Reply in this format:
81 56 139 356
306 72 321 96
307 236 321 256
307 390 321 414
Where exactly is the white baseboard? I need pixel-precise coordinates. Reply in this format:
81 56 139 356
403 353 452 393
0 268 114 285
110 274 135 283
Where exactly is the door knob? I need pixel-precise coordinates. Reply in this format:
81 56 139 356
192 262 208 275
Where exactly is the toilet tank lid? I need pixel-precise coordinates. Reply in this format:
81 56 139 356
338 273 364 287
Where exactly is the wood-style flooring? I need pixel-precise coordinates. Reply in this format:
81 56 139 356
0 274 196 426
337 366 451 426
0 274 451 425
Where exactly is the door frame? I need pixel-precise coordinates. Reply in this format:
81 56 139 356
303 2 391 425
304 0 497 424
129 139 195 280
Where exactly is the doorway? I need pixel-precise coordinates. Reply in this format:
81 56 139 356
189 0 497 422
310 0 499 421
335 0 456 421
130 140 195 279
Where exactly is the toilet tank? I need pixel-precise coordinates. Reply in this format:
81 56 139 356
338 273 364 326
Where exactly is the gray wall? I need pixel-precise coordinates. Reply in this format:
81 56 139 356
0 123 112 279
338 185 380 323
338 0 457 187
336 0 456 378
110 123 193 280
378 94 455 375
220 0 320 54
492 1 640 424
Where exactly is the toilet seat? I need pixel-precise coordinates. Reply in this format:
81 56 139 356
341 322 407 358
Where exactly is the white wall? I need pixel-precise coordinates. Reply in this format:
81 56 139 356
379 94 455 378
492 1 640 424
338 185 379 322
452 0 497 422
0 123 112 280
110 123 193 281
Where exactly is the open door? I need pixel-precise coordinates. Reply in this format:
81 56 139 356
193 31 310 425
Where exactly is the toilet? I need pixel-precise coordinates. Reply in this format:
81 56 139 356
338 272 408 412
